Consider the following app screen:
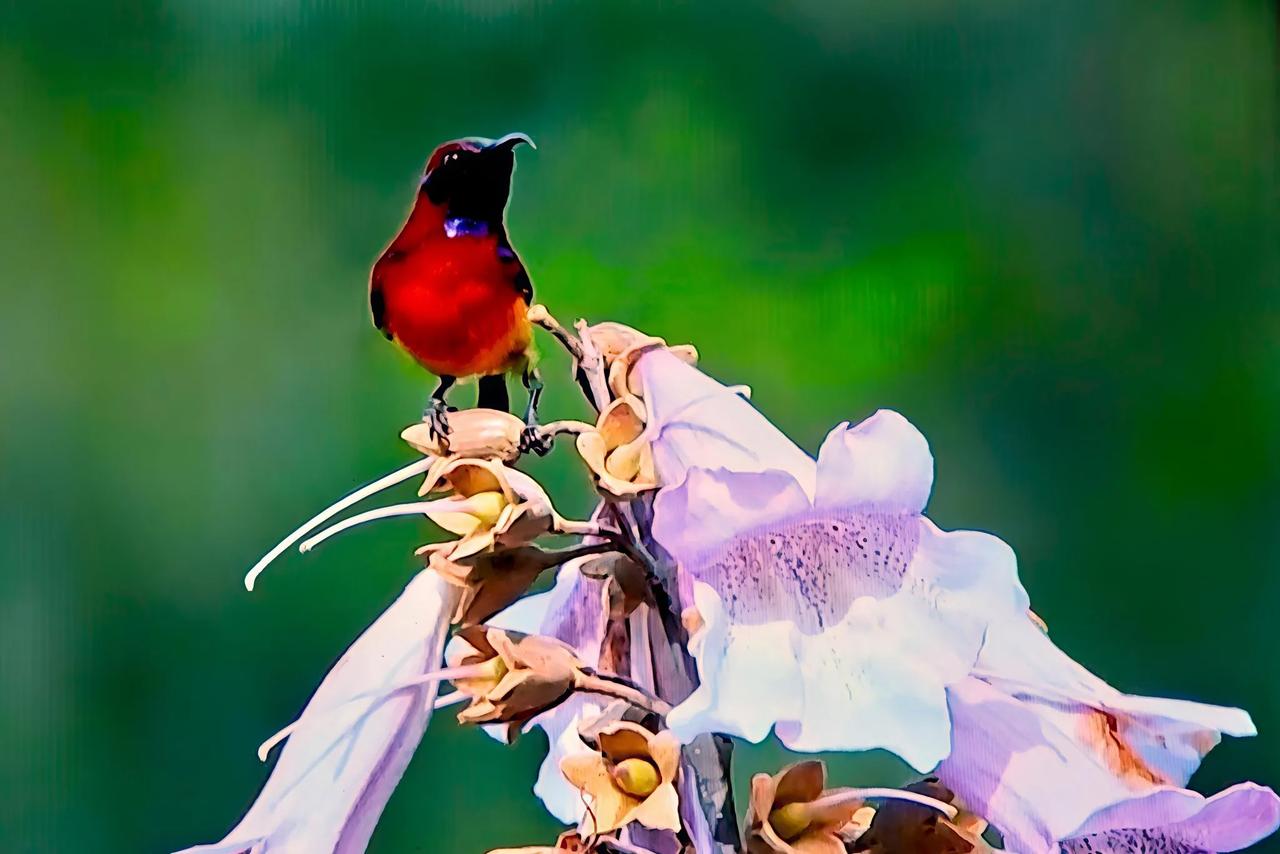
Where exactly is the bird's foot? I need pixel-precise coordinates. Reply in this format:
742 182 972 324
519 425 554 457
423 400 454 447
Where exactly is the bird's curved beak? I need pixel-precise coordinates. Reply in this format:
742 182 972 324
490 132 535 151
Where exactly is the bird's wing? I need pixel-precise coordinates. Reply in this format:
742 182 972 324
369 267 393 340
513 266 533 305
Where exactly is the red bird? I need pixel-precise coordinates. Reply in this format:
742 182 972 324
370 133 545 449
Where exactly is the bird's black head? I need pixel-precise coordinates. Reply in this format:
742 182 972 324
420 133 533 227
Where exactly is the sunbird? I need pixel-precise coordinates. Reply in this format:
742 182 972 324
370 132 544 449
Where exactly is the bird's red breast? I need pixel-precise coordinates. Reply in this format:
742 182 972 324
372 197 532 379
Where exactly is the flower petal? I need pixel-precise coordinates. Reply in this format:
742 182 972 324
475 560 609 822
175 571 456 854
815 410 933 514
532 697 604 824
666 582 803 744
775 593 958 771
635 348 815 495
1062 783 1280 853
939 675 1272 854
652 468 811 568
669 511 1025 770
939 677 1144 853
977 615 1255 786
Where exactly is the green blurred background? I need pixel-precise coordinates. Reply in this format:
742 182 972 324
2 1 1277 851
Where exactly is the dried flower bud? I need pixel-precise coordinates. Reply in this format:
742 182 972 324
448 627 582 728
416 458 568 562
560 721 682 835
429 544 576 628
401 408 525 461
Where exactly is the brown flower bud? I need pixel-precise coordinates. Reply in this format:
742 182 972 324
848 778 991 854
448 627 582 728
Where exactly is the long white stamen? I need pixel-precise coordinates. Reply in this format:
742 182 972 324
809 788 958 820
297 499 466 553
433 690 468 710
255 663 490 761
244 457 435 591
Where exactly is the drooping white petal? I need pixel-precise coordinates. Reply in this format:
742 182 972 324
776 594 961 770
814 410 934 514
457 558 609 820
175 572 457 854
667 581 804 745
635 348 816 495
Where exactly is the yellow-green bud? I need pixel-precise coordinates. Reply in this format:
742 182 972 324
610 757 661 797
768 801 813 841
462 491 508 528
475 655 508 684
605 441 643 481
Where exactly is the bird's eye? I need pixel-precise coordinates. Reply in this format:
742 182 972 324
442 151 460 166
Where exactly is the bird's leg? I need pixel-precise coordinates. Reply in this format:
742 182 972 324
518 367 553 456
424 374 456 442
476 374 510 413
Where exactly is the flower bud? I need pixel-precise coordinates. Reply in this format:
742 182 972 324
401 408 524 461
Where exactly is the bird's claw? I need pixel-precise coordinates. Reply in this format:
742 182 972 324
424 401 452 447
519 425 554 457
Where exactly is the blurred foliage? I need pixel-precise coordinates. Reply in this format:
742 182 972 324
1 1 1277 851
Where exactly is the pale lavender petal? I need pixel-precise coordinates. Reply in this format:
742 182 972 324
940 675 1272 854
1162 783 1280 851
669 508 1025 769
537 560 608 665
939 677 1143 854
978 616 1255 786
1061 784 1280 853
652 468 811 568
814 410 933 513
635 348 816 495
176 571 455 854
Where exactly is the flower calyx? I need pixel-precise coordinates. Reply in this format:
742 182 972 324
747 761 863 854
448 626 583 730
582 320 698 401
849 778 990 854
559 721 682 835
577 395 659 497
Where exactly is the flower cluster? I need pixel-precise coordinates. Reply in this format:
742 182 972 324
177 309 1278 854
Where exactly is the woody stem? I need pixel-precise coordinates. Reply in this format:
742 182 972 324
574 671 673 716
528 304 584 361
